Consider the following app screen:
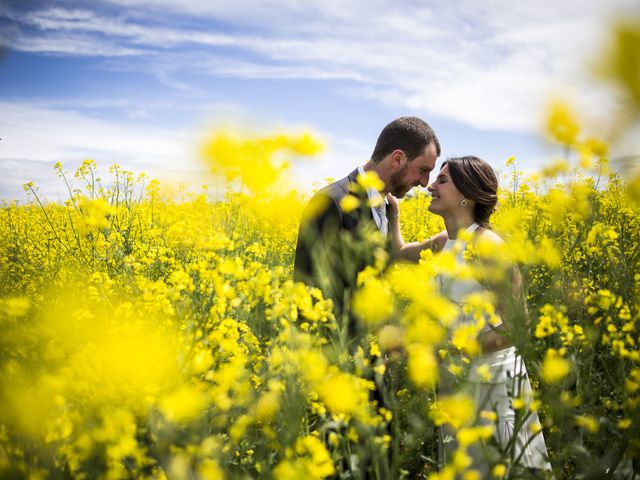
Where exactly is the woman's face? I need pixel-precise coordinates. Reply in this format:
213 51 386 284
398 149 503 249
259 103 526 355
427 164 468 216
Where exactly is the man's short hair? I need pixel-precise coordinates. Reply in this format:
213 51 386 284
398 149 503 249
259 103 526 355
370 116 440 162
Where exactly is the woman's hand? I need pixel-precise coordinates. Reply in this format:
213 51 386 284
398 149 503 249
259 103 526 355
386 193 399 218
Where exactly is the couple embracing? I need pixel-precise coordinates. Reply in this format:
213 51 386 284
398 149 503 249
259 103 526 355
294 117 553 477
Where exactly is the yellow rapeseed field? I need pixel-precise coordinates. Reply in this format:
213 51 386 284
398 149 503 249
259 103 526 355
1 20 640 480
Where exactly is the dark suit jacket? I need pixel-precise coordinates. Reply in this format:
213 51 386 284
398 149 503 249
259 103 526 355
294 169 389 336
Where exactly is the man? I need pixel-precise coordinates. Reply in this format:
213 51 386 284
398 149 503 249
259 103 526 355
294 116 440 339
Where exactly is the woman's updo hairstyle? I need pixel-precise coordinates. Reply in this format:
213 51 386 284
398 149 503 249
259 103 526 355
441 155 498 228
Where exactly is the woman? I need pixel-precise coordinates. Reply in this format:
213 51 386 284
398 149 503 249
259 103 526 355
387 156 552 476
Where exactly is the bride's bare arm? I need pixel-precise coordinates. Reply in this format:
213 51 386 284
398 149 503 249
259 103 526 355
387 193 447 262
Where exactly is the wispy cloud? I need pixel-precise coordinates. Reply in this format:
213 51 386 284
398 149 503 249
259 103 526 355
14 33 148 56
0 99 200 198
20 7 241 49
0 100 192 162
0 99 349 200
1 0 636 132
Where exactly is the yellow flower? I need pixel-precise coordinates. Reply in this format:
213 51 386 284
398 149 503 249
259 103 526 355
357 170 385 192
428 466 456 480
538 236 562 268
79 197 114 230
492 463 507 478
340 194 360 213
407 343 438 388
456 426 493 447
274 436 335 479
255 390 280 421
160 385 206 423
201 130 323 193
0 297 31 318
625 174 640 207
474 363 492 382
452 449 472 471
288 131 325 155
318 370 361 415
429 394 475 429
575 415 599 433
618 418 632 430
405 314 446 345
541 158 571 179
297 349 329 384
479 410 497 422
597 20 640 107
198 459 225 480
540 349 571 384
545 99 580 145
373 363 386 376
352 278 395 326
462 470 480 480
451 323 480 356
168 452 191 480
229 414 252 441
448 363 464 378
535 304 567 339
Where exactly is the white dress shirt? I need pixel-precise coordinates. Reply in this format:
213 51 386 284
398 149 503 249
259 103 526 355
357 165 387 235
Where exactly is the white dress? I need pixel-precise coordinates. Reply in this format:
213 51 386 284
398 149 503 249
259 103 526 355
437 223 553 475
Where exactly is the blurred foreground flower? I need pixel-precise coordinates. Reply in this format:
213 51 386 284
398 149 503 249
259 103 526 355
545 100 580 146
78 197 115 231
598 18 640 109
407 343 438 388
429 394 475 429
352 278 395 327
540 349 571 384
274 435 335 479
201 130 324 193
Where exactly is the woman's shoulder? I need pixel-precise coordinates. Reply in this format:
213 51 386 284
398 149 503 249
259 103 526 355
475 227 505 245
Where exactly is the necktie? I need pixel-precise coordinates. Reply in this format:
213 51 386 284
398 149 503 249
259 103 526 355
375 201 388 236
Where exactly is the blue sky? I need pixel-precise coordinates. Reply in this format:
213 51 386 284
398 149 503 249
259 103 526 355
0 0 636 200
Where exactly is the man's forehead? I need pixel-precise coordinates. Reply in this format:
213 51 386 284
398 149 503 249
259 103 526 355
420 143 438 168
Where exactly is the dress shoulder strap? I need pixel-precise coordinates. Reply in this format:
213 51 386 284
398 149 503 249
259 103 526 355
441 223 481 252
467 222 480 234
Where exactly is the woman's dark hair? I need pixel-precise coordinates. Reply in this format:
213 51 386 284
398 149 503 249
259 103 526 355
441 156 498 227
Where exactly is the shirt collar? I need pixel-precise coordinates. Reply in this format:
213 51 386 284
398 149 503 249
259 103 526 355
357 165 387 228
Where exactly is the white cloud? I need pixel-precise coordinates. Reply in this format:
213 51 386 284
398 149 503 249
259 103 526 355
20 7 241 49
4 0 636 133
0 101 193 162
0 100 351 200
14 33 147 56
0 100 202 199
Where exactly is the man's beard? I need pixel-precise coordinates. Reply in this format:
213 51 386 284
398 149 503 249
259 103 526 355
388 163 411 198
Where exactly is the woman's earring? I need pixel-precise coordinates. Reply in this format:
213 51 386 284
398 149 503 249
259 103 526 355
460 199 468 207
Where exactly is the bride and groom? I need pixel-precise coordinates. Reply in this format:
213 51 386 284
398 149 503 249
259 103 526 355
293 117 553 476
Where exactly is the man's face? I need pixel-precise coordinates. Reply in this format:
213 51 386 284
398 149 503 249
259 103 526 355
388 142 438 198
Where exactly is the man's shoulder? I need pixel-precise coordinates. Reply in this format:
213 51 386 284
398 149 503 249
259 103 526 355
315 169 358 202
300 169 362 228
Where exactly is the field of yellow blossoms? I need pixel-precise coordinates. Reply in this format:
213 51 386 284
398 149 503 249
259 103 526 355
1 21 640 480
